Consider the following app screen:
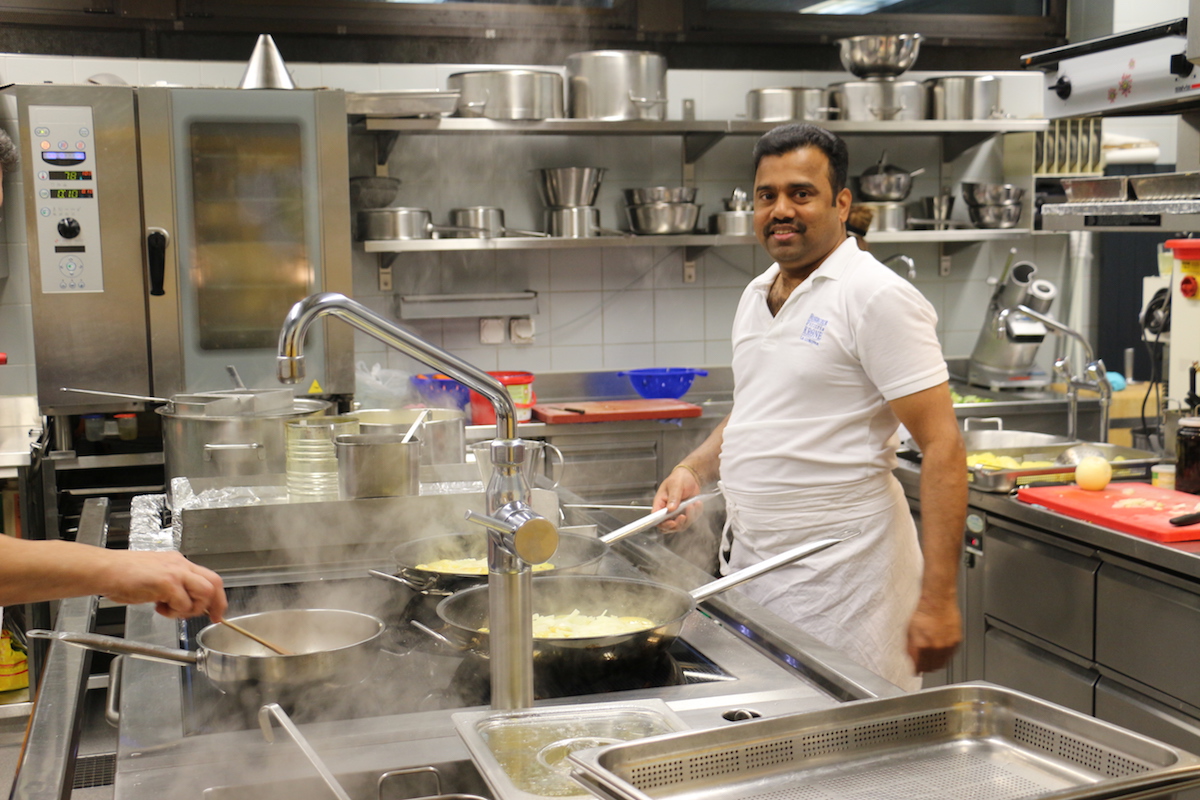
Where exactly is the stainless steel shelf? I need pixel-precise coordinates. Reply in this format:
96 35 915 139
361 228 1030 253
1041 199 1200 232
361 117 1049 135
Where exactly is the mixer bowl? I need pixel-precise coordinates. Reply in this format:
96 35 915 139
537 167 606 208
837 34 922 79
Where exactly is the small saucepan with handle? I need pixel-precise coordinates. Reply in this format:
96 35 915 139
357 207 490 241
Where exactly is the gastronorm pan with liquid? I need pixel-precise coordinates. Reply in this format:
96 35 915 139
568 683 1200 800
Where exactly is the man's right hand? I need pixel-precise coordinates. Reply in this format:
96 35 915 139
652 465 704 533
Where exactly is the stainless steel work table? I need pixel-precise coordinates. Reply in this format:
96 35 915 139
893 460 1200 580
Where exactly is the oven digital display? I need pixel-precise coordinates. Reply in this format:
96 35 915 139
48 188 94 199
40 151 87 166
48 170 92 181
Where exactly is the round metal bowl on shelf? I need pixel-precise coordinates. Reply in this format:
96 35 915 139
967 203 1023 229
961 182 1025 207
836 34 923 79
624 202 702 235
537 167 606 208
622 186 698 205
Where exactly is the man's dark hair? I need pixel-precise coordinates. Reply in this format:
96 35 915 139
752 123 849 197
0 127 17 173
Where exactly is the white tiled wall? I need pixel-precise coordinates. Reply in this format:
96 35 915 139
0 50 1078 397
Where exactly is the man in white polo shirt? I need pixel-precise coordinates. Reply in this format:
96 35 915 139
652 123 966 690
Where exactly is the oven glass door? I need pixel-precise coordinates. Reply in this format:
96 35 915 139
169 89 328 392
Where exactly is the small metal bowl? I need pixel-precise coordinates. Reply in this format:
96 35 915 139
624 202 702 235
967 203 1023 229
623 186 698 205
961 182 1025 207
855 172 914 202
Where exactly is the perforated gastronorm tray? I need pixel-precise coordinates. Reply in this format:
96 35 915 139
568 683 1200 800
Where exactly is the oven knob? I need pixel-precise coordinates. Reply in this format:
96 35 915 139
57 217 81 239
1049 75 1072 100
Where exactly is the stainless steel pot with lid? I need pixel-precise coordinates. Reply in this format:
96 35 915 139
448 70 564 120
566 50 667 121
745 87 832 122
156 389 331 494
828 79 927 121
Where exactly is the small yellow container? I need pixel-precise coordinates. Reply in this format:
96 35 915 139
1152 463 1176 490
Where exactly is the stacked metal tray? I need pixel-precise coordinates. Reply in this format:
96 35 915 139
1129 170 1200 201
568 683 1200 800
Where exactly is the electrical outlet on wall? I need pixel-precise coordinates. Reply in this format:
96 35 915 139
510 317 535 345
480 317 506 344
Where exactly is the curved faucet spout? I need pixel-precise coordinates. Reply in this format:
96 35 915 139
277 292 518 440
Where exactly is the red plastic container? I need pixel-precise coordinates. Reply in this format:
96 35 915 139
469 371 536 425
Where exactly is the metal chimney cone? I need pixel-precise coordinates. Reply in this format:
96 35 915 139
238 34 295 90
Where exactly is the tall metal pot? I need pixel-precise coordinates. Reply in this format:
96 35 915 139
926 75 1000 120
566 50 667 121
157 397 331 487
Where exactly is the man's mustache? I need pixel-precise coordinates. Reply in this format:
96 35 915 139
766 218 806 235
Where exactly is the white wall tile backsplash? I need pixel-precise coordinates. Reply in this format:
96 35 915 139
0 49 1096 398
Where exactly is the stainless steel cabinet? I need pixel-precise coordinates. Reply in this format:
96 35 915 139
1096 677 1200 756
983 520 1100 660
984 625 1097 714
1096 560 1200 711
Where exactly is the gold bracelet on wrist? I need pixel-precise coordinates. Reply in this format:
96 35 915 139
673 463 704 486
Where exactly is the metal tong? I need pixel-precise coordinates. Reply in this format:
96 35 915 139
599 490 721 545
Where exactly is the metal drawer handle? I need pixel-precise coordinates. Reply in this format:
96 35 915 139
105 654 123 727
202 442 265 461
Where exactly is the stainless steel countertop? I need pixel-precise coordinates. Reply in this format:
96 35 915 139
106 535 899 800
893 460 1200 581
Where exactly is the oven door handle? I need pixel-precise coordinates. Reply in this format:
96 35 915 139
105 655 123 727
147 228 170 297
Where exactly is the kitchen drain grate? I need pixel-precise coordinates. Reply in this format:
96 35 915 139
72 752 116 789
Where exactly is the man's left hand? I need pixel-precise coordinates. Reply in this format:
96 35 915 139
907 596 961 674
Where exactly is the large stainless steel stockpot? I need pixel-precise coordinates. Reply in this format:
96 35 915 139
157 393 330 488
448 70 564 120
828 79 926 121
745 87 831 122
926 75 1001 120
566 50 667 121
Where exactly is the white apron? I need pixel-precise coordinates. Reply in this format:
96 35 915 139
720 472 923 691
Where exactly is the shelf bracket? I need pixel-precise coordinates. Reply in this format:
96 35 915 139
374 131 401 173
684 245 708 284
684 131 726 165
379 253 398 291
937 241 981 276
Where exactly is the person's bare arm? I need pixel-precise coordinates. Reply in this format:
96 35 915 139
888 382 966 673
651 413 729 533
0 537 227 621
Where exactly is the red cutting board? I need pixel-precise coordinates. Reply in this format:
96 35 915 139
533 399 703 423
1017 482 1200 542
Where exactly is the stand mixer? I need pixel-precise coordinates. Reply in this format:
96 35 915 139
967 258 1059 390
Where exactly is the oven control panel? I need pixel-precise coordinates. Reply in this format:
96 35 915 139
27 104 105 293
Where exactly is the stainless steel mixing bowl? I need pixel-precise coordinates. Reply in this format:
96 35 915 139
837 34 923 79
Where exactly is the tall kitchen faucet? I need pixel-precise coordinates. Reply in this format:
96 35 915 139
277 292 557 709
995 304 1112 442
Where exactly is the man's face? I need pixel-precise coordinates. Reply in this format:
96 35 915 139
753 146 851 273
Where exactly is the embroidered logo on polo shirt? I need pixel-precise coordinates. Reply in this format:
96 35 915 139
800 313 829 345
